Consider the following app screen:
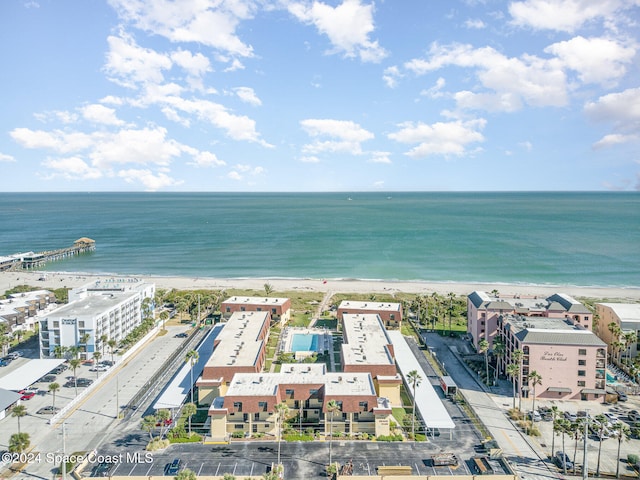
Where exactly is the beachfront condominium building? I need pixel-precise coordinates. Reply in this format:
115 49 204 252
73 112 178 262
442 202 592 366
467 291 593 349
595 303 640 364
337 300 403 329
0 289 57 335
197 310 271 404
498 314 607 401
341 313 402 405
38 278 155 359
220 296 291 325
208 363 395 440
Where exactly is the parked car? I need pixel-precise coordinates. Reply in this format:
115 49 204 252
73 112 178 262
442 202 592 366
20 386 40 394
20 392 36 400
51 364 68 374
616 390 628 401
528 410 542 422
7 352 22 359
1 356 14 365
0 359 8 367
563 411 577 422
164 459 182 475
555 451 573 470
39 374 57 383
76 378 93 387
175 332 188 338
628 410 640 422
604 412 621 424
37 406 60 415
89 364 108 372
156 418 173 427
99 360 115 367
92 462 114 477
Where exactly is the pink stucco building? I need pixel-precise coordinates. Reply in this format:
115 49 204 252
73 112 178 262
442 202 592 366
467 291 593 350
498 315 607 402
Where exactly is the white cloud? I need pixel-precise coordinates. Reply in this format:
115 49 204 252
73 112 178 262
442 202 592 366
300 118 374 155
81 104 126 126
464 18 486 29
508 0 634 33
382 66 401 88
188 151 226 168
117 168 182 191
388 118 486 158
0 153 16 162
10 128 94 153
234 87 262 106
368 152 392 164
405 43 568 111
42 156 103 180
584 87 640 146
545 36 636 86
104 32 172 88
420 77 447 99
288 0 387 63
227 170 243 180
299 156 320 163
34 110 79 124
108 0 256 58
170 49 212 78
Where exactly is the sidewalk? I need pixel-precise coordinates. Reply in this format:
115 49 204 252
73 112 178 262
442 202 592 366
423 332 564 480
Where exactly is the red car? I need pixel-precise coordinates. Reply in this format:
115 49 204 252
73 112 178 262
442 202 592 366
20 392 36 400
156 418 173 427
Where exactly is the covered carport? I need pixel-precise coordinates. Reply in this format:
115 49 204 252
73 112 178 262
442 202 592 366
388 330 455 437
0 359 64 391
0 388 22 420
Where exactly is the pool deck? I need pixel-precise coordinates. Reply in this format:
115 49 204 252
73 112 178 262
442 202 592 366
280 327 333 355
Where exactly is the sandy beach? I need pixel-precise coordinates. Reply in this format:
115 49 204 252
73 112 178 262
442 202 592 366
2 270 639 301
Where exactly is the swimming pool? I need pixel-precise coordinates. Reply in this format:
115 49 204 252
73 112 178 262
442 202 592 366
291 333 320 352
607 372 616 383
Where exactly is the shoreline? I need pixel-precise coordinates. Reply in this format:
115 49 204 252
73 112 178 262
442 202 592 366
2 270 640 301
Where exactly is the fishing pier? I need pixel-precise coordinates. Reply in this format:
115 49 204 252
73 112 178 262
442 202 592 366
0 238 96 271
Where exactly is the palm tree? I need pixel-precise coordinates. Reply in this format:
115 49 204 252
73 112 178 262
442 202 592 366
183 402 197 436
12 405 27 434
160 310 169 331
274 402 289 466
53 345 67 359
264 283 274 295
570 418 584 474
624 331 637 363
492 337 506 382
141 415 156 441
326 399 340 468
8 432 30 453
406 370 422 440
594 414 608 477
556 418 571 475
478 339 490 385
614 422 631 478
49 382 60 408
67 345 80 360
511 349 524 411
92 351 102 377
156 409 171 437
69 358 82 396
107 339 117 363
79 332 90 358
99 334 108 357
447 292 456 335
185 350 199 403
528 370 542 417
506 363 519 409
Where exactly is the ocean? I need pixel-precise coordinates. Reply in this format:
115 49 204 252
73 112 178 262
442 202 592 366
0 192 638 288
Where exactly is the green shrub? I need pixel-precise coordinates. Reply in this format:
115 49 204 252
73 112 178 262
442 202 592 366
628 454 639 466
231 431 245 438
284 433 315 442
168 433 202 443
376 434 403 442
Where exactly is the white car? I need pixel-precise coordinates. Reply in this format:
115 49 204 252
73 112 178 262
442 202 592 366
89 364 109 372
603 412 621 424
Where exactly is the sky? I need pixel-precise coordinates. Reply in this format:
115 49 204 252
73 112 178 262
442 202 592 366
1 0 639 192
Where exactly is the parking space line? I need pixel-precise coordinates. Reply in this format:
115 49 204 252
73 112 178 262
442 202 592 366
232 462 237 474
128 464 136 476
214 462 221 476
250 462 254 476
145 463 153 476
197 462 204 476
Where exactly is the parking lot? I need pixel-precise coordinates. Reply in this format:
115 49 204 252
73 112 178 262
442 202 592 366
94 440 508 479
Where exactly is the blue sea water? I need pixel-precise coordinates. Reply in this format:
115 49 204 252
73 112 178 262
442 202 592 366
0 192 638 288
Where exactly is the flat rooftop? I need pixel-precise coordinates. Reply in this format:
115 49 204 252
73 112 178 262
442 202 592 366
224 366 376 397
598 302 640 323
222 296 289 306
341 313 394 367
205 311 268 368
338 300 401 312
504 315 606 346
47 290 139 318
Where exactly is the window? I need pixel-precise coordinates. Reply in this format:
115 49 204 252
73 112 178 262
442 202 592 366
240 306 246 311
579 349 587 355
271 308 277 315
53 321 59 328
578 359 587 366
309 389 319 396
390 314 395 320
578 370 586 377
252 424 258 433
234 424 244 429
285 389 294 397
233 402 243 412
257 307 262 311
258 401 267 412
359 401 368 411
577 381 586 387
226 307 231 312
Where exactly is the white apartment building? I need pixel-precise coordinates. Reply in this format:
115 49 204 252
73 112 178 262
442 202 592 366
39 278 155 359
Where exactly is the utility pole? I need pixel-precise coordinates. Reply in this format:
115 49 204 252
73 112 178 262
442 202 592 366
583 410 589 479
116 375 119 419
